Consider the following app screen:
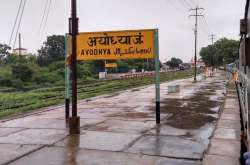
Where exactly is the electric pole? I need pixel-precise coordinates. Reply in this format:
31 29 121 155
209 34 216 45
189 6 204 82
209 34 216 68
69 0 80 134
19 33 21 56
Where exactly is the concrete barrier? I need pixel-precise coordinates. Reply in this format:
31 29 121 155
168 84 180 93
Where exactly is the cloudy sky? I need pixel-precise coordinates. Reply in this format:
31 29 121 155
0 0 246 62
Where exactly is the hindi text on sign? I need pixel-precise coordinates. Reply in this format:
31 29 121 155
75 29 155 60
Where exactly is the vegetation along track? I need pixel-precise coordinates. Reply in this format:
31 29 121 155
0 70 197 118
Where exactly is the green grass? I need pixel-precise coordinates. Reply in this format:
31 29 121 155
0 70 196 118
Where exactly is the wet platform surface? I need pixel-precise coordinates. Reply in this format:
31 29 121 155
202 89 241 165
0 72 227 165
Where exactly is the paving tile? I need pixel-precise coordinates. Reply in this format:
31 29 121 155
223 108 240 114
0 128 26 137
202 154 240 165
224 103 238 109
146 125 188 136
0 144 42 165
221 114 240 121
213 128 241 140
126 135 205 159
28 112 65 119
9 146 201 165
217 119 241 129
0 118 60 128
226 94 237 98
0 129 67 145
56 131 141 152
208 139 240 158
88 119 154 134
0 117 104 130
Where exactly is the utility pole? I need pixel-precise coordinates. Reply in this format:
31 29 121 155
69 0 80 134
19 33 21 56
209 34 216 68
209 34 216 45
189 6 204 82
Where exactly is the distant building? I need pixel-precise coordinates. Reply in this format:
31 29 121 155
189 57 205 68
13 48 27 56
161 63 170 72
179 63 191 70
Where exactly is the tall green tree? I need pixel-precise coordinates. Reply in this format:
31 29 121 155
166 57 183 68
37 35 65 66
200 38 239 67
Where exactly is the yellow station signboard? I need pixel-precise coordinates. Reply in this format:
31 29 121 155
76 29 155 61
105 63 117 68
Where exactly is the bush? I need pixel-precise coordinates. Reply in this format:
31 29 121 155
48 61 65 71
11 64 33 82
78 63 95 79
10 79 24 88
0 78 12 87
33 72 61 84
0 65 11 75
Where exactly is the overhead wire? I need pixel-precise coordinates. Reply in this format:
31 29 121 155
178 0 189 11
42 0 52 31
202 16 211 33
182 0 192 9
199 16 211 37
38 0 49 33
9 0 23 47
13 0 27 49
165 0 187 15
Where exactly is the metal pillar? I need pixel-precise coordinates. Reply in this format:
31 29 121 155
189 7 204 82
69 0 80 134
65 34 70 120
154 29 160 124
194 14 197 82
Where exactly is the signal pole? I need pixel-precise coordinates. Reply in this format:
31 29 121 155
69 0 80 134
189 6 204 82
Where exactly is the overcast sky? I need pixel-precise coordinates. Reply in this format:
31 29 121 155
0 0 246 62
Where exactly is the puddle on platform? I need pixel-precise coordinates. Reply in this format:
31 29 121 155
153 81 225 130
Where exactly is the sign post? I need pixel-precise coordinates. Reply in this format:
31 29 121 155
65 29 161 129
68 0 80 134
65 34 70 120
154 29 160 124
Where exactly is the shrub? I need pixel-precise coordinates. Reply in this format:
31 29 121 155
33 72 61 84
11 64 33 82
48 61 65 71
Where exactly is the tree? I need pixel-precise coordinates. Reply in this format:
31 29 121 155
200 38 239 67
166 57 183 68
37 35 65 66
0 43 11 62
